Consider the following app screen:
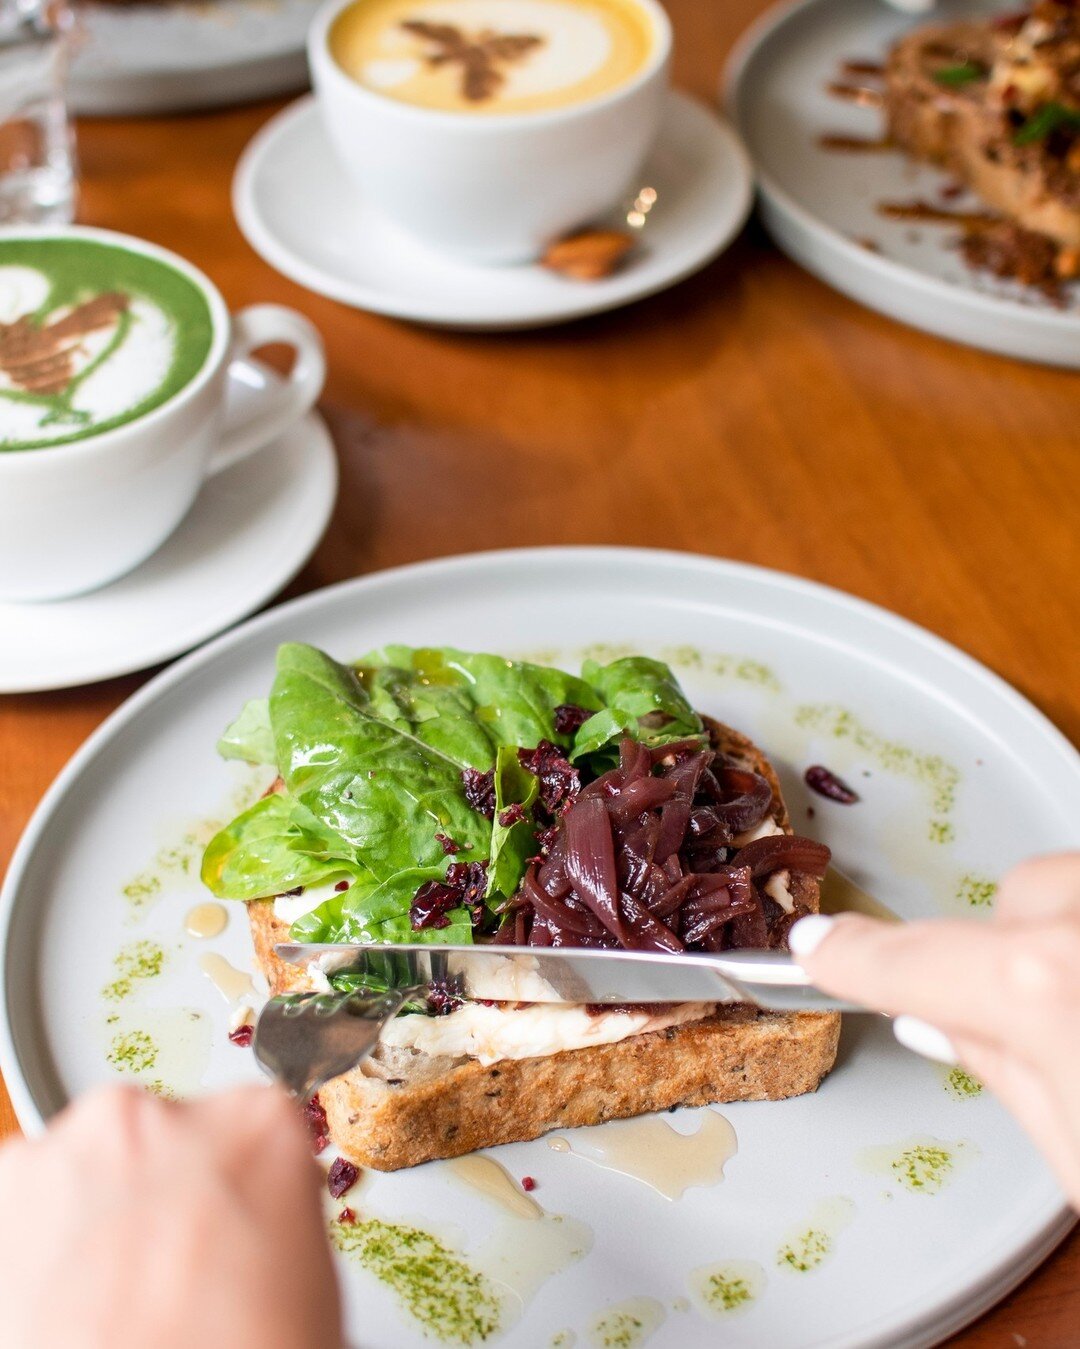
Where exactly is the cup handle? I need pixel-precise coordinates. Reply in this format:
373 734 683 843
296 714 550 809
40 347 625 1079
205 304 326 476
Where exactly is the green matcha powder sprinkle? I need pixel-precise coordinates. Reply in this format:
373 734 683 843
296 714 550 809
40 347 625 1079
103 940 165 1002
330 1216 501 1345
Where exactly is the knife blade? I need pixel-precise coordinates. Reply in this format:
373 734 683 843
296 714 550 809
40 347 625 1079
273 941 861 1014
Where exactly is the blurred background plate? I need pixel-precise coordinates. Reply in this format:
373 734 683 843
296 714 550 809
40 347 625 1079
70 0 319 116
724 0 1080 367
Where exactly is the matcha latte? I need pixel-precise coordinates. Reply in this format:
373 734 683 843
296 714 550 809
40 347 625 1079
0 237 214 452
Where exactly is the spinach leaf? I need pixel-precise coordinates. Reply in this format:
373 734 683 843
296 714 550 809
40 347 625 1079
216 698 276 765
359 662 499 770
200 792 360 901
486 744 540 901
326 966 430 1012
271 643 487 881
290 867 473 945
361 645 602 753
204 644 706 951
572 656 706 762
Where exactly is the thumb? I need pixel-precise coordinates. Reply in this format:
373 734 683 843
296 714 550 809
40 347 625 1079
788 912 1014 1047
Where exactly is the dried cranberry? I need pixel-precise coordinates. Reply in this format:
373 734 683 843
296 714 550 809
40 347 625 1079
338 1207 357 1225
409 880 459 931
412 860 489 930
435 832 461 855
446 860 488 914
521 1176 537 1192
518 740 580 813
553 704 592 736
328 1156 360 1199
462 767 496 819
498 803 526 828
532 824 560 856
428 980 465 1016
804 765 860 804
304 1094 330 1155
334 879 350 892
281 885 304 897
228 1024 254 1048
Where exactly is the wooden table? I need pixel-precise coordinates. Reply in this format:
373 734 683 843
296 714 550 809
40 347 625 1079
1 0 1077 1340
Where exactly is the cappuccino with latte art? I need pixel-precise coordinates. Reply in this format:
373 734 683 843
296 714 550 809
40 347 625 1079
329 0 657 115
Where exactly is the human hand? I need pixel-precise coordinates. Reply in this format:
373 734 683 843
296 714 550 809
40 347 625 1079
790 853 1080 1208
0 1083 343 1349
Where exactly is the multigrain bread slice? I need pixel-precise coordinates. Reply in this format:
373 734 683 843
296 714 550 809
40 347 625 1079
249 717 840 1170
884 18 1080 249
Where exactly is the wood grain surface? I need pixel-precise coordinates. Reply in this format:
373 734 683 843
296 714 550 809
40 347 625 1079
0 0 1077 1341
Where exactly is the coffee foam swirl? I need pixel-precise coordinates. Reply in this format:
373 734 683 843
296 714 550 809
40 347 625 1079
331 0 654 114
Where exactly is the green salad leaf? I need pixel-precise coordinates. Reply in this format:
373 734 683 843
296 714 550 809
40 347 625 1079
216 698 275 765
271 643 486 880
360 645 602 756
202 641 707 949
200 792 360 901
359 662 498 770
571 656 706 763
486 745 540 902
290 867 473 946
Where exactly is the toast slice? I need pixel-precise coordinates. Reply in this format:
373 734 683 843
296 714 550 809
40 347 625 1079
248 717 840 1170
884 13 1080 253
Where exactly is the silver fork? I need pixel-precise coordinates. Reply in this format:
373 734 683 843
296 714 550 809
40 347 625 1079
252 987 422 1101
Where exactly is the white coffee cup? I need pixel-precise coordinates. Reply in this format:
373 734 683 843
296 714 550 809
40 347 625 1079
0 226 326 603
308 0 672 265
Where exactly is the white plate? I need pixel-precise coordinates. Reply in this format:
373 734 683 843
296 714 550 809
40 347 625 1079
724 0 1080 367
70 0 318 116
0 361 337 693
232 93 753 330
1 547 1076 1348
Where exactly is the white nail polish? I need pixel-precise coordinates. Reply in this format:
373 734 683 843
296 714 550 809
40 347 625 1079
893 1015 958 1065
787 914 836 960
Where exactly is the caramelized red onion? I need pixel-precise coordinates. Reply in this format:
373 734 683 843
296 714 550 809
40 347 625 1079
499 737 829 953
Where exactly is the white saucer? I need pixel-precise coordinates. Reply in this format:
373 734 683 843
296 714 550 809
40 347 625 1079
724 0 1080 368
232 92 753 330
0 362 337 694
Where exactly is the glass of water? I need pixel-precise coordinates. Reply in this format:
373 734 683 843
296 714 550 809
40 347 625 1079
0 0 76 225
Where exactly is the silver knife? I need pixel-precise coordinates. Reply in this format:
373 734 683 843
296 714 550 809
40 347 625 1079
273 941 862 1014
